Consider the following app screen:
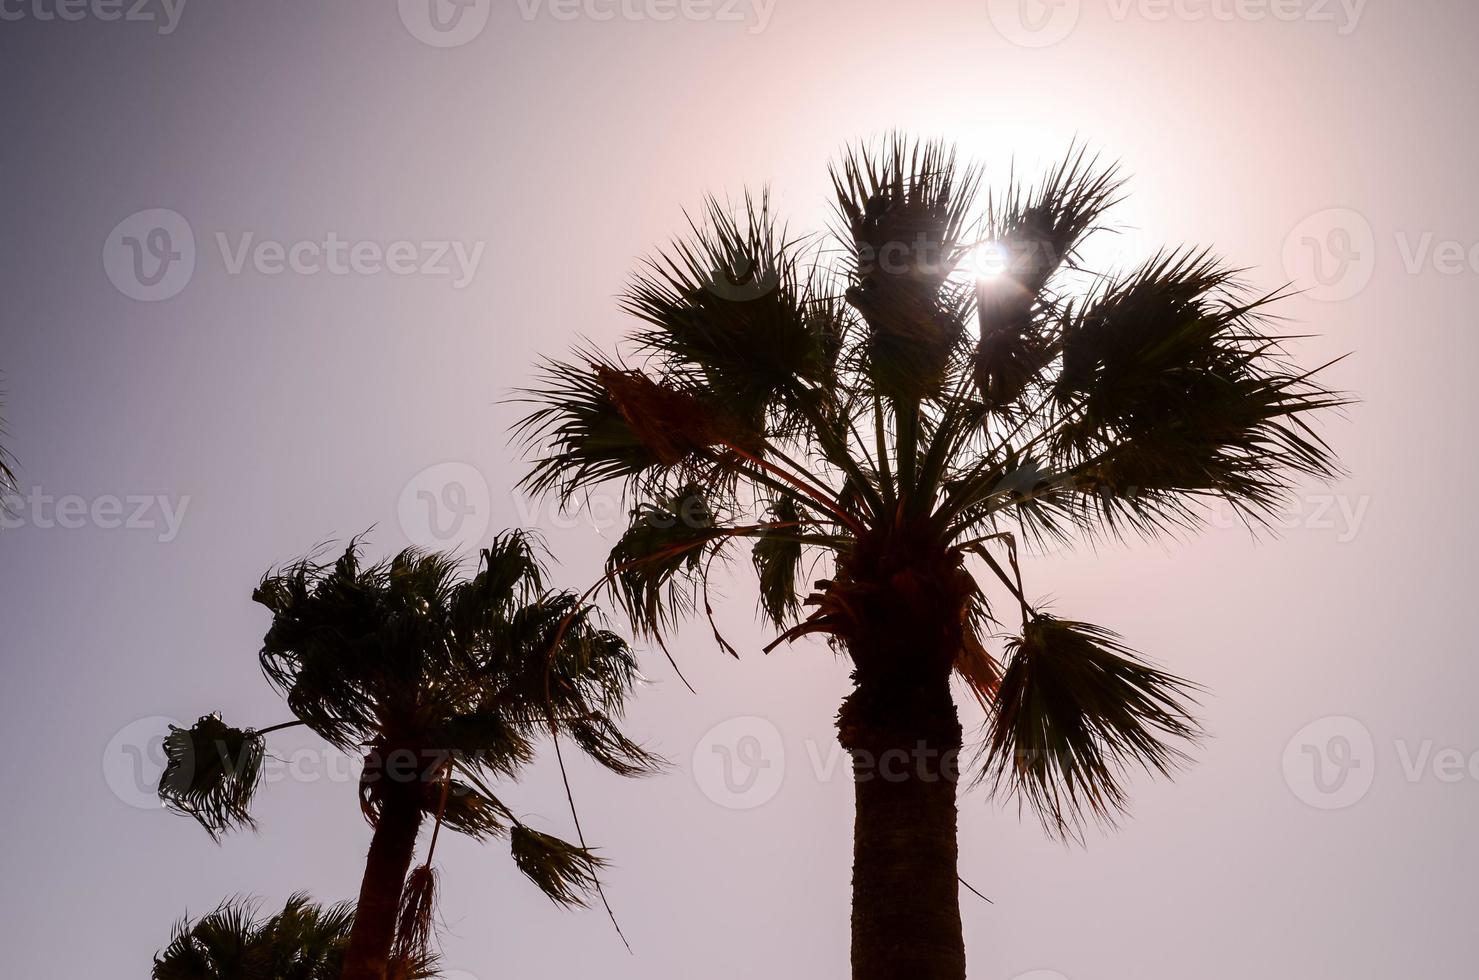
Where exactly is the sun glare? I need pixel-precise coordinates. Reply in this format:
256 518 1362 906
962 241 1009 280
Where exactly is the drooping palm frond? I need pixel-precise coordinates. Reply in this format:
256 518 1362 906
602 486 730 638
509 824 608 908
158 714 266 840
432 778 511 840
389 864 439 980
752 495 804 628
983 616 1201 838
564 711 667 778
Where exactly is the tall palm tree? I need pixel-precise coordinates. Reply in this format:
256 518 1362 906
157 533 661 980
153 893 438 980
516 138 1345 980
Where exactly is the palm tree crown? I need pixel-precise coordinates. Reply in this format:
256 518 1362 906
158 532 660 977
152 893 436 980
515 137 1345 978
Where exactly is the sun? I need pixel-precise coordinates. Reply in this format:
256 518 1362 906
961 241 1009 280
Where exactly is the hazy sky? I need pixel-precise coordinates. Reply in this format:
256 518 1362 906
3 2 1477 978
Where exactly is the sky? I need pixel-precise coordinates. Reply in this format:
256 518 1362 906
2 1 1477 978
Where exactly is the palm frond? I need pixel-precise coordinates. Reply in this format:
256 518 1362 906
833 136 981 399
751 495 805 627
433 778 512 840
1051 249 1347 528
603 486 730 638
983 616 1201 838
152 893 412 980
158 714 266 840
565 712 666 777
390 864 439 980
513 352 677 501
509 824 607 908
625 192 828 424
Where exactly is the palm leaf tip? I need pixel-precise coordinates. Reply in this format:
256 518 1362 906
509 824 607 907
983 616 1201 838
158 714 266 839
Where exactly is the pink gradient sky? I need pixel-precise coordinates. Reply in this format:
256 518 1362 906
2 2 1476 977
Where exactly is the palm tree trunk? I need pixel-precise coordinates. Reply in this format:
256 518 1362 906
341 780 424 980
841 672 966 980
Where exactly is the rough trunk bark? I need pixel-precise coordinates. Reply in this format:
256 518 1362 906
340 782 424 980
842 674 966 980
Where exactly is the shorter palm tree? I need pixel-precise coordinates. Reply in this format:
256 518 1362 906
152 893 438 980
157 533 660 980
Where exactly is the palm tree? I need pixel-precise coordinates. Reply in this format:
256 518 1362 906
515 138 1345 980
152 893 438 980
157 533 661 980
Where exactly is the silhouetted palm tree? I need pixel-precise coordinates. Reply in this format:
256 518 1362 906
152 893 437 980
157 533 660 980
516 139 1345 980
